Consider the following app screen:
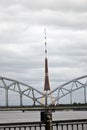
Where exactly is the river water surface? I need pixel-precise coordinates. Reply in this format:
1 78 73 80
0 111 87 123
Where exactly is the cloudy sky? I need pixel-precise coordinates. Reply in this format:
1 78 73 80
0 0 87 91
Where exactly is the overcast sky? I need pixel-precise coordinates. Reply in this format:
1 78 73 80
0 0 87 91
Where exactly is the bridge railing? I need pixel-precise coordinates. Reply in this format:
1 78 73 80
52 119 87 130
0 119 87 130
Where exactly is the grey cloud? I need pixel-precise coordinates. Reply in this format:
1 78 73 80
6 0 87 12
0 1 87 46
0 0 87 90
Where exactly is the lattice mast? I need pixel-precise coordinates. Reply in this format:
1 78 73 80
44 29 51 105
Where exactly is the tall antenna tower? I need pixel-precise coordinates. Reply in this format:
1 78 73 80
44 28 50 91
43 28 53 106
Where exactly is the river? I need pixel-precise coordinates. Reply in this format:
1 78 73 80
0 111 87 123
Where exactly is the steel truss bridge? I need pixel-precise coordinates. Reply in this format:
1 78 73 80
0 75 87 108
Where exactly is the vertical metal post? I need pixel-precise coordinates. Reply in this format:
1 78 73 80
45 118 52 130
5 88 8 107
77 124 79 130
32 90 35 106
71 124 73 130
66 124 68 130
20 94 22 106
45 92 48 106
45 111 53 130
84 86 86 104
82 124 84 130
40 110 52 130
33 99 36 106
70 92 72 104
45 96 47 106
61 125 63 130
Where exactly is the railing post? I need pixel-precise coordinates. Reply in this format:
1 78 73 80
41 110 52 130
45 113 52 130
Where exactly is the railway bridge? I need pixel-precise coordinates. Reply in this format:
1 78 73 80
0 75 87 109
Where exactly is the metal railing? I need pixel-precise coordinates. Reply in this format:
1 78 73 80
0 119 87 130
0 122 45 130
52 119 87 130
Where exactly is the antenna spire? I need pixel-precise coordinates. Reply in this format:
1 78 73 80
44 28 47 55
44 28 50 91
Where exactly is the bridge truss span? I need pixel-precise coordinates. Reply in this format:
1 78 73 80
0 77 44 106
48 75 87 105
0 75 87 107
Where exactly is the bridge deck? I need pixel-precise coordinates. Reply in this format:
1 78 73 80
0 105 87 111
